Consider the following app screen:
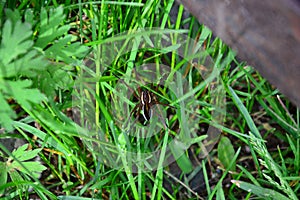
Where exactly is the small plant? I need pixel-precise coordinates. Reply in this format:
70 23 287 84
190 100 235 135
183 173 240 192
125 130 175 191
0 143 47 197
0 1 299 200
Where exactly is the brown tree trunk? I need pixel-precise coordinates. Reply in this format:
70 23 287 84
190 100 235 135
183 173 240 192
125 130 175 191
178 0 300 107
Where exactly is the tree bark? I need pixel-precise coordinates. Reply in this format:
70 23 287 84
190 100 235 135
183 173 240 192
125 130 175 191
178 0 300 107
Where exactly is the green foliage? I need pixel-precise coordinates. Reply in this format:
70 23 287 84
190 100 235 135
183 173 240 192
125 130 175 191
6 143 46 178
232 180 290 200
0 11 46 131
0 1 298 199
218 136 236 172
0 143 46 196
0 80 46 131
0 7 88 132
249 132 298 200
35 7 70 49
0 20 34 73
36 7 88 63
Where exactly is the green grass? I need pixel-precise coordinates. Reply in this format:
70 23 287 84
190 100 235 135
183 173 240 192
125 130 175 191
0 1 299 199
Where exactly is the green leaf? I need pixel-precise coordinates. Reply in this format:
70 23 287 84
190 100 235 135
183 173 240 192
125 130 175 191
0 162 8 194
11 143 29 159
9 169 24 183
0 92 16 131
232 180 290 200
218 136 236 172
58 196 102 200
0 79 46 130
52 68 74 89
24 9 36 25
14 121 72 157
4 9 22 25
4 50 48 77
12 145 42 162
0 9 48 79
35 7 70 49
13 161 47 178
216 183 225 200
0 10 48 131
228 86 261 138
38 66 74 97
0 20 33 66
8 144 46 179
169 141 193 174
35 6 89 64
0 80 46 110
44 35 88 64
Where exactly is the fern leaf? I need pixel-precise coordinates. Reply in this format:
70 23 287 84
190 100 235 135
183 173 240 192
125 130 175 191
35 7 70 49
0 20 33 66
5 50 47 77
0 92 16 131
0 80 46 131
9 144 46 179
5 80 46 109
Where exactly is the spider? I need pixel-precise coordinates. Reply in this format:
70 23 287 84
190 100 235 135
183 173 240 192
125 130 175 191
113 72 174 129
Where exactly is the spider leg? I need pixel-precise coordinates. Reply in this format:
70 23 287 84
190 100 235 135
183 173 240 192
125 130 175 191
153 101 175 109
112 72 140 99
124 105 144 134
149 80 175 109
148 101 169 129
154 105 168 129
148 85 175 129
150 93 175 109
